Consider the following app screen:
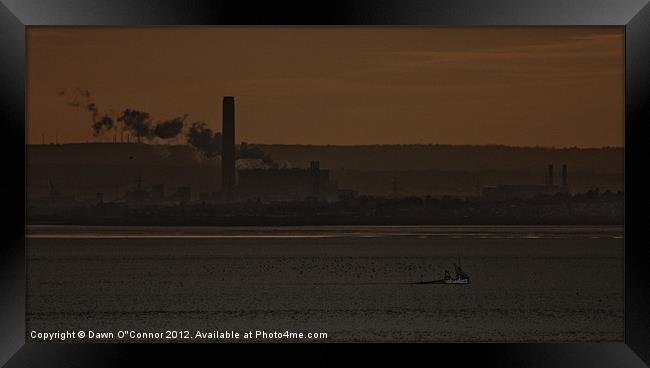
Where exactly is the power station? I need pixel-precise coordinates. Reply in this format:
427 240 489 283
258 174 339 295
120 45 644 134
481 163 569 200
217 96 339 202
31 95 624 208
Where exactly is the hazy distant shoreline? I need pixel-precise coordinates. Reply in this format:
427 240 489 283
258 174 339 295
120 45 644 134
27 142 623 199
26 142 624 173
26 142 625 149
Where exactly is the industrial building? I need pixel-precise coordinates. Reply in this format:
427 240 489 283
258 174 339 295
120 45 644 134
236 161 339 202
218 96 339 202
124 178 191 204
481 164 569 200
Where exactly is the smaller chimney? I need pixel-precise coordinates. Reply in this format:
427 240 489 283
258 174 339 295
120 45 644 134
562 164 568 188
547 164 554 186
310 161 320 171
310 161 321 198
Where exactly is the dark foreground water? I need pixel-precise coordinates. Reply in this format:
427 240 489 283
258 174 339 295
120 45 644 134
26 225 623 342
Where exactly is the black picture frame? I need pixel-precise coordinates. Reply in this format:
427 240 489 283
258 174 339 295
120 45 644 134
1 0 648 366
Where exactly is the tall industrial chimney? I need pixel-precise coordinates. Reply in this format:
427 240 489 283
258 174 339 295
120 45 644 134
547 164 554 186
310 161 321 198
222 96 236 193
562 164 568 188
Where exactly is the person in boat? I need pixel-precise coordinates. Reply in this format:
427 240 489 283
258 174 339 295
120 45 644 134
453 263 469 280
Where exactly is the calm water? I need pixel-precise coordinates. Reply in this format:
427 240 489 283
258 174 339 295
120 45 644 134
26 225 624 342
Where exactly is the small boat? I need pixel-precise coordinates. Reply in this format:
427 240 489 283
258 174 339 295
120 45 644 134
410 260 471 285
443 262 470 284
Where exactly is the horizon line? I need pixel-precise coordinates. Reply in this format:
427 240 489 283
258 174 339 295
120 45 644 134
25 141 625 150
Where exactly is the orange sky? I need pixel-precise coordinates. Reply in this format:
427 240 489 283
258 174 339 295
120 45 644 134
27 26 624 147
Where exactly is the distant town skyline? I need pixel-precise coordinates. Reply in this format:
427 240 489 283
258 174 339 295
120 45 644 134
27 26 624 147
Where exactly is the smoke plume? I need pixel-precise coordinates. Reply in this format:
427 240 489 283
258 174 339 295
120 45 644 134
59 88 271 162
118 109 152 142
238 142 272 163
92 115 114 136
186 122 222 158
152 114 187 140
184 125 271 163
60 88 189 141
60 88 101 129
86 102 99 122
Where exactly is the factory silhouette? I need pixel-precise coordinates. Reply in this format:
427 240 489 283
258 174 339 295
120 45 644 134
27 96 623 226
480 164 569 200
219 97 339 202
110 96 340 204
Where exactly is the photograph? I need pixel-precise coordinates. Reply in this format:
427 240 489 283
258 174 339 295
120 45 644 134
25 26 625 343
